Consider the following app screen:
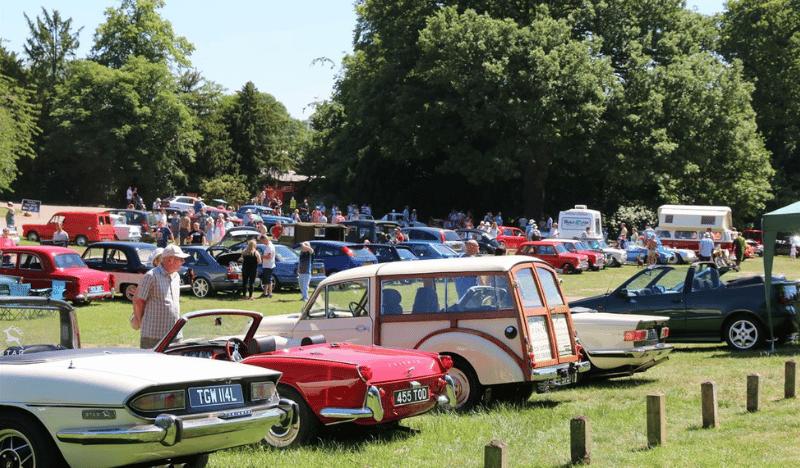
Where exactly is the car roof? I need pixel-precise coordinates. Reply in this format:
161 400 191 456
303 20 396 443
83 242 156 249
4 246 75 254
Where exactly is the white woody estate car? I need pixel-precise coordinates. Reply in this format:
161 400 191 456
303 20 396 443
0 297 296 468
570 308 673 380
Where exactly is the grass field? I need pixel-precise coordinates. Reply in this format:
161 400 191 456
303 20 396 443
66 253 800 467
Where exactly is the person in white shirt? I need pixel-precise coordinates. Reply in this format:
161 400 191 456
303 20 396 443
699 232 714 261
259 235 276 298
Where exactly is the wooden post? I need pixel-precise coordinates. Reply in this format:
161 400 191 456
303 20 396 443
484 439 508 468
646 392 666 447
747 373 760 413
701 381 719 429
786 360 797 399
570 415 591 464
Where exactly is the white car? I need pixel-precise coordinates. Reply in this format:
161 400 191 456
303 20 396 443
583 238 626 267
163 195 200 212
110 213 142 241
0 297 296 468
570 307 673 379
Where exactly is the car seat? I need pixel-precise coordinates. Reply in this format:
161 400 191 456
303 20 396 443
412 287 438 313
381 288 403 315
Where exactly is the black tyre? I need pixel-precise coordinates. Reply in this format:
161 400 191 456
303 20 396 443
724 316 764 351
191 277 212 298
171 454 209 468
444 356 483 412
264 385 320 447
122 284 137 301
563 263 575 274
26 231 39 242
0 413 68 468
271 274 281 291
492 383 534 404
75 235 88 247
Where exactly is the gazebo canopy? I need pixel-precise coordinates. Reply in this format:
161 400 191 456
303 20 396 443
761 201 800 349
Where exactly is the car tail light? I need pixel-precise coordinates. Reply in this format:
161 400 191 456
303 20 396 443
227 265 240 280
528 352 536 367
357 365 373 382
440 232 446 242
130 390 185 412
108 274 115 289
342 246 354 257
661 327 670 339
439 355 453 370
624 330 648 341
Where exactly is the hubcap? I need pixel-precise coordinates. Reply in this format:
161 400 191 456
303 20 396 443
729 320 758 349
193 280 209 297
0 430 33 468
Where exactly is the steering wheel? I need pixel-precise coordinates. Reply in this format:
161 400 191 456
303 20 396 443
460 286 509 309
349 301 365 316
225 338 248 362
651 285 666 294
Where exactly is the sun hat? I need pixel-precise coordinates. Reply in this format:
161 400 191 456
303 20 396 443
161 244 189 259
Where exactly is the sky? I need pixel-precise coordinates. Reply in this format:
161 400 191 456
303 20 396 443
1 0 725 121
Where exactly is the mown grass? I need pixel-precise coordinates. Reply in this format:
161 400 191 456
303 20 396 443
73 253 800 467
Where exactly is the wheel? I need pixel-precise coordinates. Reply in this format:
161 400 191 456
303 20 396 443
498 241 506 250
563 263 575 274
75 235 88 247
225 337 248 361
0 413 68 468
191 277 212 298
264 385 320 448
122 284 137 301
271 274 281 291
26 231 39 242
610 257 621 267
492 383 534 404
443 356 483 411
725 316 764 351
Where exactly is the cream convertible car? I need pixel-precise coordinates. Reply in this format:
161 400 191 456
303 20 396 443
0 297 296 468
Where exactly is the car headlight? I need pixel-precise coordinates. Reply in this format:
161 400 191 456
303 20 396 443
130 390 185 412
251 381 280 404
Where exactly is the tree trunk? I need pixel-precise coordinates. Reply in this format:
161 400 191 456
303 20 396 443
523 158 549 222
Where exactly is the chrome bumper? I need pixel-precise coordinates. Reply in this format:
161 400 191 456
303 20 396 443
530 360 591 381
586 343 674 359
56 400 295 446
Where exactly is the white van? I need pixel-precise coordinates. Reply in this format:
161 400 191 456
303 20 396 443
558 205 603 240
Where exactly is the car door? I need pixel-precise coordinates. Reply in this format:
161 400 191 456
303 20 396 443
290 278 373 344
18 252 49 289
608 268 688 334
682 266 726 339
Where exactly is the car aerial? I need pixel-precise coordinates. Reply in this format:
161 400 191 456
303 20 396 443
581 237 626 267
256 256 589 410
0 246 113 304
400 226 465 253
156 309 455 447
366 243 418 263
624 241 677 265
550 239 605 270
108 213 142 241
455 228 507 255
570 308 673 380
570 262 800 351
181 245 248 298
81 241 158 301
396 241 459 260
22 211 115 246
294 240 379 276
105 209 158 242
495 226 526 251
517 240 590 274
0 296 296 468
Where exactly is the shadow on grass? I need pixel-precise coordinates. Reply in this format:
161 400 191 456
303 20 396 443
577 377 659 389
272 421 419 452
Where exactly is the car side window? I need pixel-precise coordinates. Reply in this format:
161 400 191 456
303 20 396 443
536 267 564 306
1 253 17 268
19 254 43 271
516 268 544 308
541 245 555 255
306 280 369 319
108 249 128 265
83 248 104 261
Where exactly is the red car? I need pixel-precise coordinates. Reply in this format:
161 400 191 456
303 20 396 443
496 226 526 251
517 240 589 274
157 310 456 447
0 246 114 303
545 239 605 270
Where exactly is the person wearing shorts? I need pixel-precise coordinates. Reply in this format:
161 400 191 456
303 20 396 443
259 234 276 298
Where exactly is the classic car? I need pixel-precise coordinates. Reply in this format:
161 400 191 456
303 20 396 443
162 195 200 212
81 241 157 301
341 219 399 243
396 241 459 260
256 256 590 410
293 241 379 276
517 240 590 274
581 237 625 267
571 308 673 379
495 226 526 251
105 209 158 242
257 243 326 291
0 246 113 304
23 211 115 246
0 297 295 468
570 262 800 351
551 239 605 270
156 310 455 447
181 245 248 298
108 213 142 241
400 227 465 253
624 241 677 265
455 228 507 255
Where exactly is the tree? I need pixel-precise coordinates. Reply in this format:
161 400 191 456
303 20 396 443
90 0 194 70
0 74 40 192
23 8 82 91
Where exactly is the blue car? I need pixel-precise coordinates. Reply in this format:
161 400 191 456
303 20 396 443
257 243 326 290
396 241 459 260
400 227 465 253
294 241 378 276
624 242 677 265
181 245 248 298
366 243 419 263
236 205 292 227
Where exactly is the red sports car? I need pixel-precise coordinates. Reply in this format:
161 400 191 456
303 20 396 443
0 246 113 303
156 310 456 447
495 226 526 251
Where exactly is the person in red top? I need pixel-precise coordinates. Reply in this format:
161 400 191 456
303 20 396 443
0 227 15 249
393 227 405 243
271 220 284 240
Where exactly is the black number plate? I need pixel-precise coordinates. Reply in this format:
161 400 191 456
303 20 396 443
394 386 429 406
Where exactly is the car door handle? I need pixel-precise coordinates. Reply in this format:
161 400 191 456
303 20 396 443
356 326 370 332
672 298 683 303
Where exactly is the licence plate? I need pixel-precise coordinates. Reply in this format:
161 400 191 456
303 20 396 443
188 384 244 412
394 386 429 406
89 285 105 293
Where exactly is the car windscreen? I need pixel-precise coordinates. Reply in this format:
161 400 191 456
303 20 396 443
553 243 568 254
561 243 577 253
431 244 457 256
177 313 254 345
349 246 377 258
442 230 461 241
274 244 298 262
54 253 87 269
